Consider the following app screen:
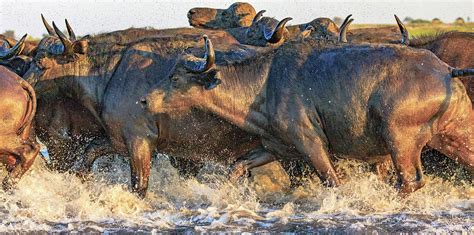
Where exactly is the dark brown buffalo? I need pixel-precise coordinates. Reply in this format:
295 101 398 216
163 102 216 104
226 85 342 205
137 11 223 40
23 18 295 197
144 36 474 194
0 65 39 190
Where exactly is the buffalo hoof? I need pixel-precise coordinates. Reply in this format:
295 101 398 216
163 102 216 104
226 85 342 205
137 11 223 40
132 187 148 199
397 179 425 196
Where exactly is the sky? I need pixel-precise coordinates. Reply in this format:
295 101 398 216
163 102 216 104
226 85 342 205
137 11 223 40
1 0 472 38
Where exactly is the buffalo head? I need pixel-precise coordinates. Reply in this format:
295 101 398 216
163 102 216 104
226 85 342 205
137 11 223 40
244 14 293 46
0 34 26 60
304 18 339 39
24 17 89 90
0 34 33 76
188 2 256 29
144 35 222 113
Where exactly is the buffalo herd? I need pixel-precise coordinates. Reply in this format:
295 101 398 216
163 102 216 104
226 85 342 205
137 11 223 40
0 2 472 198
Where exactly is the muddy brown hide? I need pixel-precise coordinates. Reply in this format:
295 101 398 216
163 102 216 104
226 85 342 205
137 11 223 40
0 65 39 190
92 27 241 47
90 20 290 48
188 2 256 29
146 38 473 194
410 32 474 106
346 26 402 43
408 32 474 179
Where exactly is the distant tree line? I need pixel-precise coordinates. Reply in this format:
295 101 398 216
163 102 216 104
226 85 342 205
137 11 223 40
330 16 470 26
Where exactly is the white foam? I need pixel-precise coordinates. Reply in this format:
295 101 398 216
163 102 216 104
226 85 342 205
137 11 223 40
0 155 471 232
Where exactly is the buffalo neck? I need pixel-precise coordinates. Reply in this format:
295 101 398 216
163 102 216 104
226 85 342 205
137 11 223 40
39 42 127 125
199 54 274 136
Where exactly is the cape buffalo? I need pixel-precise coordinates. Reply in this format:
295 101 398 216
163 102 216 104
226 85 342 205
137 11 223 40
27 15 294 174
22 16 299 197
188 2 256 29
144 36 474 194
0 65 39 190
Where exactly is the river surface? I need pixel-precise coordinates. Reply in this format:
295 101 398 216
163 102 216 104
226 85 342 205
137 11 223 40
0 152 472 233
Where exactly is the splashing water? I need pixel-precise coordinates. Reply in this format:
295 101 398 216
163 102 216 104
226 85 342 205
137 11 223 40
0 153 472 233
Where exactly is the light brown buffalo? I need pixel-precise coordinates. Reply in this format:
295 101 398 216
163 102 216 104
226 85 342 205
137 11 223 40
188 2 256 29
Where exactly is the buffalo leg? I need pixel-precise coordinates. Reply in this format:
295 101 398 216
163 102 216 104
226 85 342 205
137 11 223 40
300 138 340 187
127 136 154 198
75 137 115 180
290 125 340 187
229 147 276 182
385 127 430 194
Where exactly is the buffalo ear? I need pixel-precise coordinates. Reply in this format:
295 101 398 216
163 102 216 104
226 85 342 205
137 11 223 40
195 69 222 90
72 39 88 54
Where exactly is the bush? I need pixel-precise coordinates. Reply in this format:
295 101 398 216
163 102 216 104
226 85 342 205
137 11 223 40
409 19 430 24
431 18 442 24
454 17 465 25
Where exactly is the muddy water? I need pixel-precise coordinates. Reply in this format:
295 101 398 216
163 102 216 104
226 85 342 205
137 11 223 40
0 153 472 233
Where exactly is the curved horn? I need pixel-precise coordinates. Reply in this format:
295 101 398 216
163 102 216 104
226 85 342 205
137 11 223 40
0 34 27 60
340 14 352 28
252 10 266 24
186 35 215 73
265 17 292 43
65 19 76 41
338 18 353 43
52 21 74 55
41 14 55 36
394 15 409 45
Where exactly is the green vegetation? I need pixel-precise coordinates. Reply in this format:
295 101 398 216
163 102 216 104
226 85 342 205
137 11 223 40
352 22 473 38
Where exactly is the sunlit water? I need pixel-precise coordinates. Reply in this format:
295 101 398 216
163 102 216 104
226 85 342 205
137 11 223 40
0 152 472 233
